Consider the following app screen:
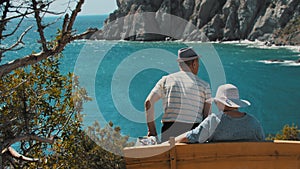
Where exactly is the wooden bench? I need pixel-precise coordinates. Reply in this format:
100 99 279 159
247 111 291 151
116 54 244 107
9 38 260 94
123 140 300 169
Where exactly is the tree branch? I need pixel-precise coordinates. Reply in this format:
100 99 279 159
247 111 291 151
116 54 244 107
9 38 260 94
66 0 84 32
4 147 39 162
0 11 34 24
0 26 33 56
41 0 66 16
0 51 52 77
3 135 55 149
32 0 48 51
70 29 96 41
62 14 69 33
0 0 88 77
1 14 29 39
0 29 93 77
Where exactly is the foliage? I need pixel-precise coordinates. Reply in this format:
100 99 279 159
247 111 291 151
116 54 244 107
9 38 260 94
87 121 134 155
80 121 134 169
0 55 133 168
0 54 87 167
266 124 300 141
33 121 133 169
1 0 133 168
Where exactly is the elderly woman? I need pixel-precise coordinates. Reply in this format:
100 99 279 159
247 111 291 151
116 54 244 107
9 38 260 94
173 84 265 143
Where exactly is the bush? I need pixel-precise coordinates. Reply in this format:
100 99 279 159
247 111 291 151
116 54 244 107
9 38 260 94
266 124 300 141
1 55 133 168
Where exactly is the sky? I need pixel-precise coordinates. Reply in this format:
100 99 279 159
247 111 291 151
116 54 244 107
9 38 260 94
50 0 118 15
80 1 118 15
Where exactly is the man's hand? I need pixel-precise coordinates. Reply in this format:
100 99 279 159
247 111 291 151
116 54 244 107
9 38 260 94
145 93 161 139
147 121 157 137
147 131 157 137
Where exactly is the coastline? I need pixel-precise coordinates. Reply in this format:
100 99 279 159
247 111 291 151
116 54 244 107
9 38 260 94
77 38 300 53
218 40 300 53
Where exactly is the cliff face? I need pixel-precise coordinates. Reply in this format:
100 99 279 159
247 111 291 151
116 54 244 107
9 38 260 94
91 0 300 45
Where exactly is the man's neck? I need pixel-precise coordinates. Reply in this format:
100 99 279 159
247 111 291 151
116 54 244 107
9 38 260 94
179 68 197 75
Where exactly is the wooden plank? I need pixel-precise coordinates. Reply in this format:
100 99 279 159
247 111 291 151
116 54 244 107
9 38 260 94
177 156 300 169
169 137 176 169
124 143 170 159
124 141 300 169
125 161 170 169
175 142 300 159
124 143 171 169
274 140 300 144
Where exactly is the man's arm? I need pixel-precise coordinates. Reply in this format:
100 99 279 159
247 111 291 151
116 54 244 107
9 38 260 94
203 84 212 119
202 102 211 119
145 92 161 136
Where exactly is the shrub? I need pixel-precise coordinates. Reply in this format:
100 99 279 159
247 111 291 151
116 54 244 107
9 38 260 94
1 55 133 168
266 124 300 141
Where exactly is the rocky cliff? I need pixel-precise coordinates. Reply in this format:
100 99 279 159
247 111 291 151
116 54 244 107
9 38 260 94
89 0 300 45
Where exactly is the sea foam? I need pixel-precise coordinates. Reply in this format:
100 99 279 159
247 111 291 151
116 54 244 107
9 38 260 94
258 60 300 66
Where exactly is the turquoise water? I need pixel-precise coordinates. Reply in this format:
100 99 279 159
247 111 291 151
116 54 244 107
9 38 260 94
72 40 300 139
3 15 300 140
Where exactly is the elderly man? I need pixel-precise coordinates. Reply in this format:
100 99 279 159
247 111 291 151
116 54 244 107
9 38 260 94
145 47 212 142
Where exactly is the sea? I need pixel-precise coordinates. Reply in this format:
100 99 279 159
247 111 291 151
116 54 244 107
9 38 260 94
3 15 300 141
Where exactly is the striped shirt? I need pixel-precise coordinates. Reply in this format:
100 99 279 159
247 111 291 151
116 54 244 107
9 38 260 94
150 71 211 123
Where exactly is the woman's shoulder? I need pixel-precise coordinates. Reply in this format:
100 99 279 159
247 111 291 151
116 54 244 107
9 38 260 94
244 113 262 124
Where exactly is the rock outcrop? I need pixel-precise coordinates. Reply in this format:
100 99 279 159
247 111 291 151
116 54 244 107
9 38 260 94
88 0 300 45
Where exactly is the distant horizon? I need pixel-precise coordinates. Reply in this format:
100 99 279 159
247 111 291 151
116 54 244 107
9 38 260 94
40 14 109 19
49 1 118 16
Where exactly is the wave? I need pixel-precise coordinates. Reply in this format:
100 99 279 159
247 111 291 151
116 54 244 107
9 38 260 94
188 40 300 54
221 39 261 45
217 40 300 53
284 62 300 66
258 60 300 66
